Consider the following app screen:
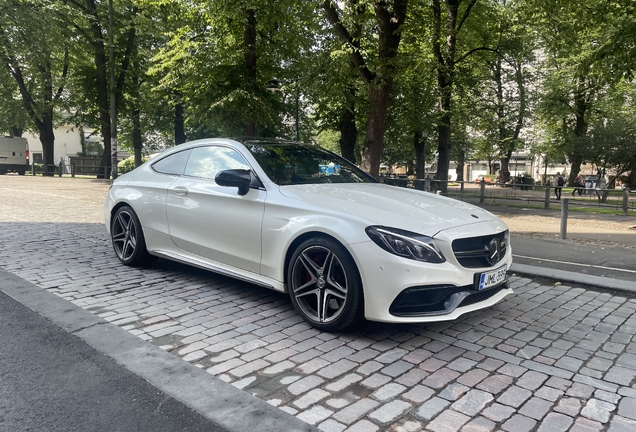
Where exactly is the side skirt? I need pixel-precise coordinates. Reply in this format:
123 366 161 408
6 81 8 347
152 249 277 291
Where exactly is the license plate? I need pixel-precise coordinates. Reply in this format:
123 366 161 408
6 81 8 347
477 265 507 290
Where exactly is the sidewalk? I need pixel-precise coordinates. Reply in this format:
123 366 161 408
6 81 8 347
0 269 316 432
476 202 636 293
0 288 229 432
481 202 636 248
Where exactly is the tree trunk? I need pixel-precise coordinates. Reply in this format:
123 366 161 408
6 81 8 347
360 84 392 178
568 77 588 185
40 108 55 176
339 100 357 163
436 106 451 188
455 147 464 182
5 54 57 175
83 1 136 177
432 0 456 194
175 101 186 144
243 7 257 136
85 0 112 178
495 58 510 184
432 0 478 193
501 157 510 181
132 107 142 167
322 0 407 179
627 157 636 189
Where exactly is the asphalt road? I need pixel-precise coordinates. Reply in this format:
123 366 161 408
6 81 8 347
511 234 636 283
0 290 228 432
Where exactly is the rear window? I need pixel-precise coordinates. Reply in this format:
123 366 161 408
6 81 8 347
152 150 191 176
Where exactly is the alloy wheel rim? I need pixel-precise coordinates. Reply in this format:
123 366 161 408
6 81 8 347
291 245 348 323
112 211 137 261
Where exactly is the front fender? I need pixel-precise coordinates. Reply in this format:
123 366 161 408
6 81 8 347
260 205 369 285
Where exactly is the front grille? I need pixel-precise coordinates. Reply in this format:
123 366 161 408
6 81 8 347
452 230 508 268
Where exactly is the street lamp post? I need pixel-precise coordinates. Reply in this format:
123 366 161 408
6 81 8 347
266 77 299 141
265 78 281 92
295 91 299 142
422 128 429 177
109 0 117 179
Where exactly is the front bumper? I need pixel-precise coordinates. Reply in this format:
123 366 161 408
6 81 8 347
348 221 513 323
389 280 510 317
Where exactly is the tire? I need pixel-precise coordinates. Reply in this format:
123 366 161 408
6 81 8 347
287 236 364 331
18 170 25 176
111 205 151 267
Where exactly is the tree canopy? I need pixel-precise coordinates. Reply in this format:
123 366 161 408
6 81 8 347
0 0 635 186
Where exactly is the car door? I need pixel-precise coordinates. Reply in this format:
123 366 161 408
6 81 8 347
165 145 265 274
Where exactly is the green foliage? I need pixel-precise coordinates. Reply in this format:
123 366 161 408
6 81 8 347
0 68 29 135
118 155 148 174
315 130 341 154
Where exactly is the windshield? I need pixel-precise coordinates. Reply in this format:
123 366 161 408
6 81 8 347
245 143 376 186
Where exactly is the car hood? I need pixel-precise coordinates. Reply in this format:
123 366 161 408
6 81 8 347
278 183 501 236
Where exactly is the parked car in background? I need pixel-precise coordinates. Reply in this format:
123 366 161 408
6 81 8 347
105 138 513 331
0 136 28 175
585 176 598 191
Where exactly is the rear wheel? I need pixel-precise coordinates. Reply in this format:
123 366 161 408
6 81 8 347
287 237 364 331
111 205 151 266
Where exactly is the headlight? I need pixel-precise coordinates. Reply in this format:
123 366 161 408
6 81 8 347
365 226 445 264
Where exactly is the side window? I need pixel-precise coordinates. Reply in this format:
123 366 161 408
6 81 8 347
184 146 250 181
152 150 191 176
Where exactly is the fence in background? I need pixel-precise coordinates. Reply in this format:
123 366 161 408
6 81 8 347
381 177 634 216
69 157 108 178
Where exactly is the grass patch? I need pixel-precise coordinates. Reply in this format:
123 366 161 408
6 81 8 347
568 206 636 216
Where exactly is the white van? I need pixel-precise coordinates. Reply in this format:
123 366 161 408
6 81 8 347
0 136 28 175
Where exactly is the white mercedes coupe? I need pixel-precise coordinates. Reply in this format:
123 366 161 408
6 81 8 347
105 138 512 331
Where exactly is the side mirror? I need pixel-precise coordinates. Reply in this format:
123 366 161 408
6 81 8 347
215 169 252 195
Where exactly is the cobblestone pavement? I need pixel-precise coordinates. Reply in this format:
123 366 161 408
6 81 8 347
2 175 636 432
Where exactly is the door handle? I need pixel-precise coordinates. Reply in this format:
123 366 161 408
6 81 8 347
173 186 188 196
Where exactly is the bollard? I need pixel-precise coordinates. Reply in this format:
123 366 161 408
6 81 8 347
460 181 465 193
479 180 485 204
425 177 430 192
544 183 551 209
560 198 568 239
624 190 630 216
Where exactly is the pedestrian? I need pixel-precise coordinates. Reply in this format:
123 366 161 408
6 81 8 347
555 172 564 200
572 175 583 196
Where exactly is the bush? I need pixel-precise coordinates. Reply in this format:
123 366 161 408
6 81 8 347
118 156 147 174
32 163 61 175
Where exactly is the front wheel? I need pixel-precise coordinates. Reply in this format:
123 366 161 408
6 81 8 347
111 205 151 267
287 237 364 332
